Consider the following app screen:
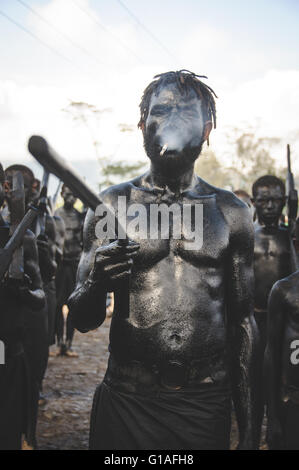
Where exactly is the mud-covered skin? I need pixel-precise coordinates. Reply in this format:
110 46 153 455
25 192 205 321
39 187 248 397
265 271 299 449
36 214 58 284
254 226 295 310
0 224 45 316
69 174 258 448
53 215 65 264
55 188 82 261
253 184 297 310
69 79 258 449
0 172 45 313
4 167 58 284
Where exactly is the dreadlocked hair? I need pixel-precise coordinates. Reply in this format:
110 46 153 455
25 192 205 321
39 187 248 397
0 163 4 184
138 70 217 130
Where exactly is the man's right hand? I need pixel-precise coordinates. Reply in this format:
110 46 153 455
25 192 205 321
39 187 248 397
90 240 140 291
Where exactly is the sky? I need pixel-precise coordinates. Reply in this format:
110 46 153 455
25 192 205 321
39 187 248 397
0 0 298 191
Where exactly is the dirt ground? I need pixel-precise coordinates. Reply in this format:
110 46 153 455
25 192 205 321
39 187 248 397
36 317 266 450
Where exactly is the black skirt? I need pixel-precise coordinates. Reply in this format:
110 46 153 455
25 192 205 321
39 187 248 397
89 380 231 450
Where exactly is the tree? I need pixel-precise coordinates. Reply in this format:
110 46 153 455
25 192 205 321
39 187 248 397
225 127 285 192
195 148 234 190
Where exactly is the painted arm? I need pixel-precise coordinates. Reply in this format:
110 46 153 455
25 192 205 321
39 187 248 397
22 229 46 311
227 204 259 449
68 208 139 333
53 214 65 265
37 214 57 283
264 282 284 449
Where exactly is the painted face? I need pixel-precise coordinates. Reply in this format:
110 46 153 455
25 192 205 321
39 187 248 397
4 170 33 205
31 179 41 202
63 187 76 208
254 185 285 226
144 82 205 164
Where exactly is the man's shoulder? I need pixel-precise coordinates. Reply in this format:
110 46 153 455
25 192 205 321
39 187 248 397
272 271 299 297
197 177 251 222
23 228 37 255
100 175 144 206
83 176 144 231
269 275 290 309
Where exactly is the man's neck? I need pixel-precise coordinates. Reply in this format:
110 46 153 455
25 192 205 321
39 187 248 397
149 162 196 194
258 218 280 230
64 204 74 212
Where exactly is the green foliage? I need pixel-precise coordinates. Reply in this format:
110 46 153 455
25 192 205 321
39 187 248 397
226 127 285 191
195 148 233 190
196 128 286 195
100 159 146 188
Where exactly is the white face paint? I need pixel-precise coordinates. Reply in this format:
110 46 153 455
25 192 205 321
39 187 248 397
145 82 205 156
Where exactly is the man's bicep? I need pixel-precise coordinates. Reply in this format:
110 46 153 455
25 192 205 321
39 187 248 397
227 211 255 322
24 231 43 289
75 208 109 288
76 242 97 288
267 284 284 346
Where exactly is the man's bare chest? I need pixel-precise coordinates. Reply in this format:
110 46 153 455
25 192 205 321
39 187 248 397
119 190 230 267
254 231 291 261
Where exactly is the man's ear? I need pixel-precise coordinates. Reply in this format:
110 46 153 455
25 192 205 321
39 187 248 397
203 121 212 143
251 198 256 207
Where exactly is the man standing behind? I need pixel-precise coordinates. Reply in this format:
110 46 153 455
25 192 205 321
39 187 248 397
0 167 45 449
265 270 299 449
252 175 297 443
252 175 297 352
69 70 259 450
55 185 83 356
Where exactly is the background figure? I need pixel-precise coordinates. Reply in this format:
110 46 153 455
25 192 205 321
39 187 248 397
251 174 298 444
1 166 45 449
55 185 83 356
265 270 299 449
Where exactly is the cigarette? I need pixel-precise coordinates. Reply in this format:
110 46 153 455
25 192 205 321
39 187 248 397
160 143 168 156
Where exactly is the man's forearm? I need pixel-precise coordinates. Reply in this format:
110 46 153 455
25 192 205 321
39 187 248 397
265 346 282 421
68 277 107 332
231 316 259 448
26 287 46 311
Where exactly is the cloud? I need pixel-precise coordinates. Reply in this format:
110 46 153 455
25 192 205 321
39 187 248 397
177 24 276 85
210 69 299 171
1 3 298 183
27 0 142 71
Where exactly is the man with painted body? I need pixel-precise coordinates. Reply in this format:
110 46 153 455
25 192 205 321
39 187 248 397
251 175 297 443
4 164 58 445
252 175 297 350
55 186 82 356
265 270 299 449
0 165 45 449
69 71 259 450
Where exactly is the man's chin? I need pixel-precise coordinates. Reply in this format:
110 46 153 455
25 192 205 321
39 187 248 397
148 148 200 165
262 216 279 226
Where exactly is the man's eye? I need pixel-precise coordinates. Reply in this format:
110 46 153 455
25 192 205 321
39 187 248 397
150 106 170 116
257 199 267 204
179 107 198 116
